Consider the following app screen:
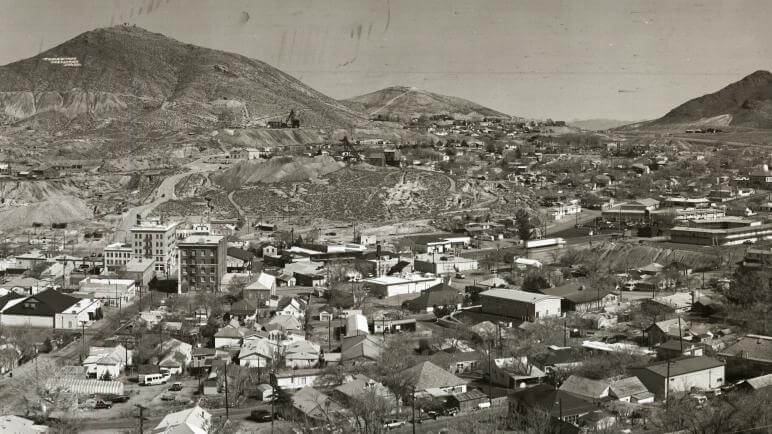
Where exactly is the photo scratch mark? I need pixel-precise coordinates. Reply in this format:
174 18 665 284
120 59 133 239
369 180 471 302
383 0 391 33
367 22 373 38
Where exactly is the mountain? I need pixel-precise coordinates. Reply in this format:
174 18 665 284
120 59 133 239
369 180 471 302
343 86 508 121
0 25 365 132
569 118 641 131
634 70 772 129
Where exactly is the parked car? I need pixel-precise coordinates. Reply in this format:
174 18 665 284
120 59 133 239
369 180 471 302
94 400 113 409
161 393 176 401
250 410 274 422
169 382 183 391
383 419 406 429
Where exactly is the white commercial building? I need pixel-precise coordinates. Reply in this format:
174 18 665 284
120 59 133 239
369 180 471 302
103 242 133 270
77 277 136 307
364 274 443 298
129 217 179 273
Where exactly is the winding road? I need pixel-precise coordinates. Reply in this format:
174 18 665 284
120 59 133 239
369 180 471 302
113 155 224 242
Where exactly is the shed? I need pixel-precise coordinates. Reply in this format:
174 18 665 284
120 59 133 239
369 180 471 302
448 389 489 411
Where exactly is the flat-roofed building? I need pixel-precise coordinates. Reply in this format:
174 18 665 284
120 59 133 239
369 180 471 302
479 288 562 321
177 235 227 293
413 254 478 274
103 243 133 271
363 274 442 297
669 222 772 246
77 277 136 307
129 218 179 273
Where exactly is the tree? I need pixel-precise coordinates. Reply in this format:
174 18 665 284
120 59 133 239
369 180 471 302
515 209 534 243
348 386 394 433
225 276 250 299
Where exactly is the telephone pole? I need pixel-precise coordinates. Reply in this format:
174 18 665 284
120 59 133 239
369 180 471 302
224 363 229 419
135 404 147 433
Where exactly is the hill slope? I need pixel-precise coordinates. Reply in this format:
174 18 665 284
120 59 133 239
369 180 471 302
0 25 365 130
633 70 772 129
343 86 508 120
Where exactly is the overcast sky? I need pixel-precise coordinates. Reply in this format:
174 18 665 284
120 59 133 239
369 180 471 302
1 0 770 121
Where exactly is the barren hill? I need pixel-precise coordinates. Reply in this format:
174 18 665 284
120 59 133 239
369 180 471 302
213 155 344 190
0 25 366 131
628 70 772 130
343 86 508 121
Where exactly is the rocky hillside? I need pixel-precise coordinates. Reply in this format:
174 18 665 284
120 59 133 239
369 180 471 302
343 86 508 121
0 25 366 131
630 70 772 129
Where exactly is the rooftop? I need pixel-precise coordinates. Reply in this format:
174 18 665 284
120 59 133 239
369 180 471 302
480 288 562 304
718 334 772 363
644 356 724 378
179 235 224 245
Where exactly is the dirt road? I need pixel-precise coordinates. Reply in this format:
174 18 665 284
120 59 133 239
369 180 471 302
113 156 224 241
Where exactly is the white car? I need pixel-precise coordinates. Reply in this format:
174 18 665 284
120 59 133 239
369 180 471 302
383 419 406 429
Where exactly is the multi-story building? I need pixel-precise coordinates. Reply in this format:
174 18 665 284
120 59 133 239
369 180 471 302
177 235 227 293
103 243 133 271
129 218 179 273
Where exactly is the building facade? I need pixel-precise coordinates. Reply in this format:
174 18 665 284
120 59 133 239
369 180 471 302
103 243 133 271
177 235 227 293
129 218 179 273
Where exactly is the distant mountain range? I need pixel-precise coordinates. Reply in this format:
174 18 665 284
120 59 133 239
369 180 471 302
343 86 508 121
0 25 366 132
568 119 641 131
628 70 772 130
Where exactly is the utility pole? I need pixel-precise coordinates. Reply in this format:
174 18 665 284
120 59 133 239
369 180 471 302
135 404 147 433
411 386 416 434
678 316 684 354
80 320 87 361
224 363 229 419
563 321 567 347
488 340 493 405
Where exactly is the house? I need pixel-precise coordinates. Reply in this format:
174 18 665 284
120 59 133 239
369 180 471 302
656 340 706 360
425 350 482 374
243 272 277 302
265 315 303 333
284 340 321 369
0 289 101 329
609 377 654 403
371 318 417 334
447 389 490 411
0 277 44 296
579 410 617 432
157 339 193 375
402 361 468 397
487 356 546 388
291 386 344 422
226 247 253 272
718 334 772 379
190 348 218 369
317 309 334 322
238 337 278 368
82 344 131 379
152 405 212 434
642 292 694 315
541 282 618 312
737 373 772 393
402 283 462 313
509 383 598 425
333 374 392 406
558 375 610 402
645 318 689 346
341 334 383 364
229 299 259 322
213 326 254 348
271 368 323 391
255 383 274 401
294 273 327 287
346 313 369 337
479 288 562 321
635 356 725 399
275 296 307 319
